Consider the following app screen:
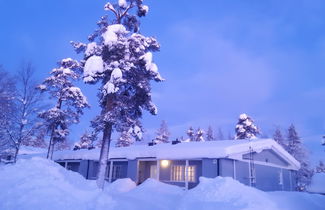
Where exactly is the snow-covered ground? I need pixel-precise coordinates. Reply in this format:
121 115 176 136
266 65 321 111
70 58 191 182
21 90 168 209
0 157 324 210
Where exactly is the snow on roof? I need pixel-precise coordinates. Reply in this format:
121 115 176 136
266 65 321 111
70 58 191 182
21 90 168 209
53 139 300 170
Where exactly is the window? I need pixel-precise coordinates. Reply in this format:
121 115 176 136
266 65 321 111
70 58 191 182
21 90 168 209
67 162 80 172
112 165 122 179
171 165 196 182
57 162 65 168
107 165 123 179
171 165 184 181
150 165 157 179
90 162 99 179
187 166 196 182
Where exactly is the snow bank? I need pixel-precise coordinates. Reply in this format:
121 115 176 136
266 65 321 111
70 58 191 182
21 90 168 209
307 173 325 194
268 191 325 210
104 178 136 194
112 178 184 210
0 157 115 210
180 177 277 210
1 158 324 210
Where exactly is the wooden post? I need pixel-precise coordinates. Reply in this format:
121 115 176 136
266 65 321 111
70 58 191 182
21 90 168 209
185 160 189 190
156 160 160 181
233 160 237 180
108 160 113 183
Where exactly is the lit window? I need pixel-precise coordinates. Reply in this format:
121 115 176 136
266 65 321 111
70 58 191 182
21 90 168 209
171 165 196 182
187 166 196 182
171 165 184 181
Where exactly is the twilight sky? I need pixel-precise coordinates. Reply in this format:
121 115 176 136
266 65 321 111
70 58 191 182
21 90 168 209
1 0 325 155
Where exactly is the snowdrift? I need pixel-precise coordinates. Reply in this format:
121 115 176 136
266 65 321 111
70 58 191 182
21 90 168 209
0 157 324 210
307 173 325 194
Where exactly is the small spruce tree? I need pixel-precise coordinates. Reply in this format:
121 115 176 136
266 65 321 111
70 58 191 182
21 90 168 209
116 130 133 147
195 128 205 142
287 124 313 191
187 126 195 142
154 120 170 143
235 113 260 140
206 126 215 141
74 130 96 150
273 127 287 150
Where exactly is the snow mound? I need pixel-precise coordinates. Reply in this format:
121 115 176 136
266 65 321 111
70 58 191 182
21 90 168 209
180 177 277 210
0 157 115 210
114 178 184 210
1 158 324 210
308 173 325 193
104 178 136 194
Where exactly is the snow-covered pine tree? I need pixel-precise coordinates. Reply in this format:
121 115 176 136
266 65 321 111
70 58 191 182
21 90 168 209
71 0 163 189
116 130 133 147
273 127 287 150
74 130 96 150
187 127 195 142
235 113 260 140
154 120 170 143
315 161 325 173
206 126 214 141
287 124 313 191
195 128 205 142
38 58 89 159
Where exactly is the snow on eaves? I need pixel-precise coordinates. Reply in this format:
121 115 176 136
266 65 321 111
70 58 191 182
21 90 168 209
53 139 300 170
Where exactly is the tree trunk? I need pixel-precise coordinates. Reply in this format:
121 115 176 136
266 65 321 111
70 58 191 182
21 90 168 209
46 137 52 159
13 143 20 163
96 122 113 189
49 139 55 160
47 128 55 159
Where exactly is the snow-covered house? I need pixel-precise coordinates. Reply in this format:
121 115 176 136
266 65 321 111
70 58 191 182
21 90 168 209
54 139 300 191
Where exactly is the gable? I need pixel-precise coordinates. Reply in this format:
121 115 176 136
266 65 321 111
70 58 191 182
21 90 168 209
242 149 289 167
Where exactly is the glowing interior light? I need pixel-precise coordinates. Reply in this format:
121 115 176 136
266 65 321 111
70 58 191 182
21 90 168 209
161 160 170 168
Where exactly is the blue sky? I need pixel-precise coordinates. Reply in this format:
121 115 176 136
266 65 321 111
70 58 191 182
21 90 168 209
1 0 325 157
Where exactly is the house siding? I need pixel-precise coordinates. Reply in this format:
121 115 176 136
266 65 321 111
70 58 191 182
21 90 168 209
234 160 250 186
202 158 218 178
219 159 234 178
127 159 138 183
243 149 289 167
255 164 282 191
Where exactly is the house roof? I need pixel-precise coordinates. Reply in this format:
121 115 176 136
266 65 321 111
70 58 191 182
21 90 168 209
53 138 300 170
